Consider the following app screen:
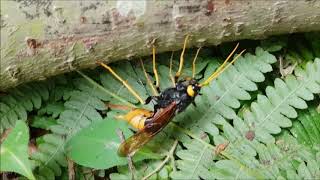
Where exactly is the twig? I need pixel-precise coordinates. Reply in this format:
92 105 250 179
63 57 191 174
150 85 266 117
67 157 75 180
142 140 179 180
116 129 136 180
0 128 12 143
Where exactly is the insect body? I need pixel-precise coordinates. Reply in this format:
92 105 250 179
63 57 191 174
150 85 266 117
99 35 245 156
148 79 201 114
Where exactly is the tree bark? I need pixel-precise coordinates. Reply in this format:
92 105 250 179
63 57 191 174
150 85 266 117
1 0 320 91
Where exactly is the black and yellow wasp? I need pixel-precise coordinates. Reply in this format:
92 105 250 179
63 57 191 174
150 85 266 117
98 35 245 156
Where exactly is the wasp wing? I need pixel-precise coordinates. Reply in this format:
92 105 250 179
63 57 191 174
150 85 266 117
118 102 177 156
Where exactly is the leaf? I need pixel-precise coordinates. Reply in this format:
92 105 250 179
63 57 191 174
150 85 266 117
169 54 319 178
260 35 288 52
31 116 57 130
242 58 320 144
66 118 161 169
0 121 35 180
170 135 215 180
110 161 169 180
289 108 320 149
305 32 320 57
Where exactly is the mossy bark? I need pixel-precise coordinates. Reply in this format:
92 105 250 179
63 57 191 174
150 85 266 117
1 0 320 91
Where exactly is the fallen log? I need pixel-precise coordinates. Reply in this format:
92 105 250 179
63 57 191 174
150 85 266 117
1 0 320 90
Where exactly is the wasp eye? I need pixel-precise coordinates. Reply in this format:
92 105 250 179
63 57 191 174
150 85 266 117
187 85 195 97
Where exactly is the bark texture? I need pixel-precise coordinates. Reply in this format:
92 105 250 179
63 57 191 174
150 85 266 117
1 0 320 90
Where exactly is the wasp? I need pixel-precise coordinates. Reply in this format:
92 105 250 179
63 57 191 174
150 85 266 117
98 35 245 157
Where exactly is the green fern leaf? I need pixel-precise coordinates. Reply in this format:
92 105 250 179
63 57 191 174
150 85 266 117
110 160 171 180
171 135 215 179
243 58 320 144
37 102 65 118
290 108 320 149
171 52 319 179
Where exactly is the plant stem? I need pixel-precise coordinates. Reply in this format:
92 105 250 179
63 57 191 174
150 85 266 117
116 129 136 180
142 140 178 180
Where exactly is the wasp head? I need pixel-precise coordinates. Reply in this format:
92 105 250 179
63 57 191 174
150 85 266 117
176 78 201 98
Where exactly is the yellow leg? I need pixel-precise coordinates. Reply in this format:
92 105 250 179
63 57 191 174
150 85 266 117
175 35 190 80
169 51 176 87
140 58 159 96
152 45 160 88
98 62 145 104
107 103 135 111
200 43 245 87
192 47 202 78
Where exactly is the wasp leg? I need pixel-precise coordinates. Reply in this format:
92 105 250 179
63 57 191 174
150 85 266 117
107 103 134 111
145 103 161 121
145 96 158 105
192 47 202 78
98 62 145 104
169 51 176 87
152 45 160 89
175 35 190 82
140 58 158 96
192 101 197 107
116 129 136 179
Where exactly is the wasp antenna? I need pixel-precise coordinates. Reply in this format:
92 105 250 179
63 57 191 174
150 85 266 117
140 58 158 96
169 51 176 87
208 49 245 82
192 47 202 78
175 35 190 80
200 43 239 86
99 62 145 104
200 43 244 87
152 45 160 88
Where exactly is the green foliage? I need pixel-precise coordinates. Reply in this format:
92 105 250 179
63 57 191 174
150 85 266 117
66 118 131 169
243 59 320 144
0 121 35 180
0 33 319 179
305 32 320 57
289 108 320 150
260 35 288 52
66 118 162 169
171 135 215 179
171 58 320 179
0 82 49 133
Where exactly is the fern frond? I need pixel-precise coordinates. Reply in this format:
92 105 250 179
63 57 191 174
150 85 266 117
110 160 171 180
37 102 65 118
174 47 277 134
171 135 215 179
0 75 71 133
242 58 320 144
0 83 49 132
30 76 108 179
289 108 320 149
171 53 319 179
212 59 320 178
